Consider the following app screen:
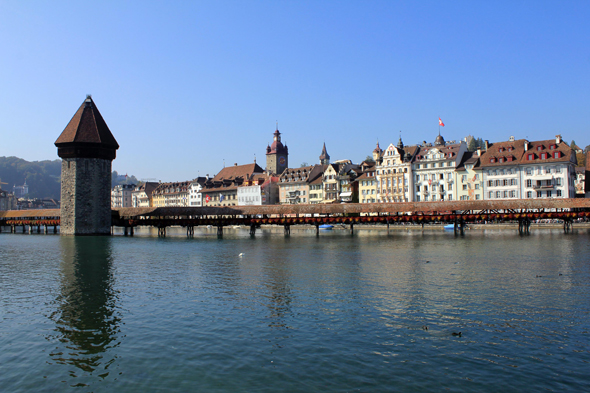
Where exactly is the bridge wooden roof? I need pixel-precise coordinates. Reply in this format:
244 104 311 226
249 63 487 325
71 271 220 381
114 198 590 218
3 199 590 221
0 209 60 218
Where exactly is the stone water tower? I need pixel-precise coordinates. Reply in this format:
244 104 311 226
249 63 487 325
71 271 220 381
55 96 119 235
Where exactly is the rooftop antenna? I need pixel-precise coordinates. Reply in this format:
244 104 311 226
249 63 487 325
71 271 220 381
223 159 225 168
276 120 278 131
254 154 257 164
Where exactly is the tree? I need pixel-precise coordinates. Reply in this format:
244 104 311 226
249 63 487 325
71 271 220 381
300 162 309 167
467 138 476 151
576 152 586 167
364 155 375 163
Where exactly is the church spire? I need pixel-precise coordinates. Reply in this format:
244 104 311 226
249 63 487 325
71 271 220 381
319 142 330 165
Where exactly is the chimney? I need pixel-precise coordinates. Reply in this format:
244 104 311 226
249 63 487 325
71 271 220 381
556 134 562 144
234 163 238 166
484 140 489 150
524 140 529 151
477 148 481 157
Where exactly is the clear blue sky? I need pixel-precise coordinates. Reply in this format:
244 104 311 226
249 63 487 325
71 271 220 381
1 1 589 181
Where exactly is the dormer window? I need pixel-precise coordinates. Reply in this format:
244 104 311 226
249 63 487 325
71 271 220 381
490 157 496 163
553 151 561 159
540 152 547 159
508 146 513 151
537 145 543 151
498 157 504 163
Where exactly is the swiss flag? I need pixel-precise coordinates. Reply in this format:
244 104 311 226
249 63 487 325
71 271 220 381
205 194 211 203
438 118 445 127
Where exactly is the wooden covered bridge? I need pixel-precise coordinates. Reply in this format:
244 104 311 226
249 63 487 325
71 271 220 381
3 199 590 236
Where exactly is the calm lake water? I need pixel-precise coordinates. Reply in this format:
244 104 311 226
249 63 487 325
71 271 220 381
1 226 590 392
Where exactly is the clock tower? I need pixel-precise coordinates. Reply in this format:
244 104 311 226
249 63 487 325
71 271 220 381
265 126 288 175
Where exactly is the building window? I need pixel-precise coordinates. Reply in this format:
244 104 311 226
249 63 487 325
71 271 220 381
547 191 552 198
557 190 562 197
527 179 532 187
537 191 542 198
527 191 532 198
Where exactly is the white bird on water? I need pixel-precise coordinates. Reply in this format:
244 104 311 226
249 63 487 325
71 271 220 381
239 253 244 257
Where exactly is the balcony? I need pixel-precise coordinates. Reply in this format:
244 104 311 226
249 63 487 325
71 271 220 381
533 184 554 190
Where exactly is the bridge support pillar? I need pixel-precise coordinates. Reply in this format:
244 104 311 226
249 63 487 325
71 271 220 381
387 220 390 234
249 224 256 236
124 227 128 236
158 227 166 237
53 225 57 234
284 224 290 236
44 225 48 234
350 223 354 235
23 225 27 234
130 226 134 236
187 226 194 237
315 224 320 236
564 219 572 233
11 225 15 233
218 225 224 238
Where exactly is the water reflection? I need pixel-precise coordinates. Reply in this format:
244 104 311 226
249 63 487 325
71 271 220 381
47 237 121 383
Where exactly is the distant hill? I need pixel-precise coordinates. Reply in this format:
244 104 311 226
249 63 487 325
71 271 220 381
0 156 61 200
0 156 139 200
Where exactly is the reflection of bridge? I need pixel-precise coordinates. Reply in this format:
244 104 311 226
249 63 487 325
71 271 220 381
2 199 590 236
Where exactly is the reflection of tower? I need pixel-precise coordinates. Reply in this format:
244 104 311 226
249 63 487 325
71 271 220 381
49 237 120 378
55 96 119 235
265 125 288 175
319 143 330 165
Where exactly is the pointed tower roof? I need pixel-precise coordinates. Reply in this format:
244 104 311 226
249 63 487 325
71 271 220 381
319 142 330 161
55 95 119 160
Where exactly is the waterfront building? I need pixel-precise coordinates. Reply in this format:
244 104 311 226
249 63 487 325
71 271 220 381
308 174 324 204
55 95 119 235
278 165 314 204
337 161 361 203
322 163 340 203
237 174 279 205
201 162 264 207
574 167 585 197
479 137 526 200
412 134 466 202
357 165 377 204
266 126 289 175
518 136 576 199
111 184 136 208
374 137 417 203
480 135 576 200
131 182 159 207
455 151 484 201
586 151 590 198
152 181 190 207
188 177 207 207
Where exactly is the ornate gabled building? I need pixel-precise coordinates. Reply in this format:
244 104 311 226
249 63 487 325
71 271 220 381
55 95 119 235
412 135 467 202
266 126 289 175
374 136 417 203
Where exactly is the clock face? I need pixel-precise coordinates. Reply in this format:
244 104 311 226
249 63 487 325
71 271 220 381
279 157 286 166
